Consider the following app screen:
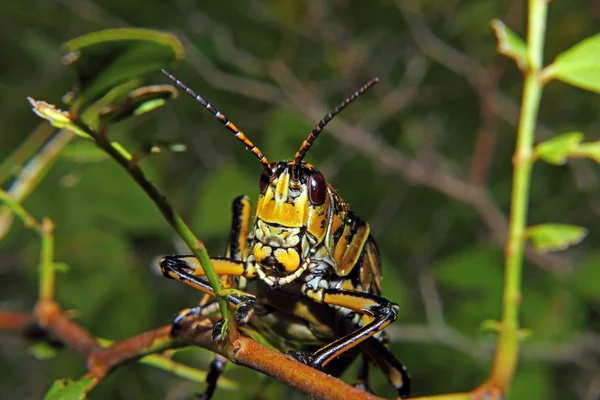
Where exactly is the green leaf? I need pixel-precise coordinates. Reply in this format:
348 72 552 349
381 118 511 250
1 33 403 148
29 342 58 360
490 19 528 70
526 223 588 253
97 84 178 126
80 79 144 128
28 98 91 138
545 33 600 93
62 28 184 113
54 261 70 273
43 377 94 400
534 131 583 165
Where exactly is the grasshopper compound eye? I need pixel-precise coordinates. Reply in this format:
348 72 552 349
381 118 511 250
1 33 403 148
259 163 278 194
259 168 270 194
307 170 326 205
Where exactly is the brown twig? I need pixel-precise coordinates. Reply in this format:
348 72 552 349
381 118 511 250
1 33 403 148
87 325 179 377
0 311 32 331
468 66 503 186
174 315 387 400
34 299 99 358
3 301 393 399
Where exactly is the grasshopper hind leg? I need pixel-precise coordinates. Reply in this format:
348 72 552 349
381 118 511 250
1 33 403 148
195 354 227 400
360 335 411 399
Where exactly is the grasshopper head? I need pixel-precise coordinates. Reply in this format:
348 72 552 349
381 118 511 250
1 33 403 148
250 161 330 286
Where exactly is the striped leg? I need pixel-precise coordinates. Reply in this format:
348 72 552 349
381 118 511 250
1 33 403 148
289 287 411 396
197 196 252 399
360 335 411 399
294 288 398 367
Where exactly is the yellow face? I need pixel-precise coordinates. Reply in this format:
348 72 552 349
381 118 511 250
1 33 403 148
250 162 330 286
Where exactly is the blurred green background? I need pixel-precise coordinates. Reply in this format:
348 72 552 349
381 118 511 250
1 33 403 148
1 1 600 399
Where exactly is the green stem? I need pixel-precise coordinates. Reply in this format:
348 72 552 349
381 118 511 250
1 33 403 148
0 129 75 240
38 218 56 300
489 0 547 390
0 189 42 231
72 120 229 323
95 338 237 389
0 189 56 300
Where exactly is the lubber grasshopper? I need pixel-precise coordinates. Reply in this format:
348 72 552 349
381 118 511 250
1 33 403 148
160 69 410 399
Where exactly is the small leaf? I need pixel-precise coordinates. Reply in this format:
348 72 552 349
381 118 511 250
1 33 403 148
62 28 185 113
80 79 143 129
480 319 502 334
44 377 94 400
54 262 70 273
545 33 600 93
28 98 91 138
97 84 178 125
29 342 58 360
534 131 583 165
526 224 588 253
490 19 528 70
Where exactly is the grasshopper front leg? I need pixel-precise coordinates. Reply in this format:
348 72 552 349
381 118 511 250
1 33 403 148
160 195 254 399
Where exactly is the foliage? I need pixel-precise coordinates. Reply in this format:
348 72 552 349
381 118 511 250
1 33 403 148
1 1 600 399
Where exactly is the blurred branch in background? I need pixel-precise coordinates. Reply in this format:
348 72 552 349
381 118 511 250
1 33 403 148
2 1 600 399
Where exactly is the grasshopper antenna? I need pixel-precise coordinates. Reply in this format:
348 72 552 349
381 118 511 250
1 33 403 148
293 77 379 176
162 69 270 169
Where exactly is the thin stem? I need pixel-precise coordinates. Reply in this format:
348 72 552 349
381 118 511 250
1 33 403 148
0 129 75 240
0 189 56 301
94 338 238 390
38 218 56 300
70 119 229 324
487 0 547 391
0 188 42 231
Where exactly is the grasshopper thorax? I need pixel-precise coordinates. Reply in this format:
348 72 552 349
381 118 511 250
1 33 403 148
250 161 329 286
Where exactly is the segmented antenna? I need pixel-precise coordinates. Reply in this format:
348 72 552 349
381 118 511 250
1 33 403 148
161 69 270 168
294 78 379 172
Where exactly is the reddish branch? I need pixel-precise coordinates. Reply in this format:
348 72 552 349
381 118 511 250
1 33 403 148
0 311 32 331
1 299 396 399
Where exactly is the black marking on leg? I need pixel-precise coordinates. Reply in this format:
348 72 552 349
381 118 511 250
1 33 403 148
211 320 225 342
362 337 411 399
197 354 228 400
234 300 255 325
227 195 249 260
171 307 201 337
286 350 322 371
